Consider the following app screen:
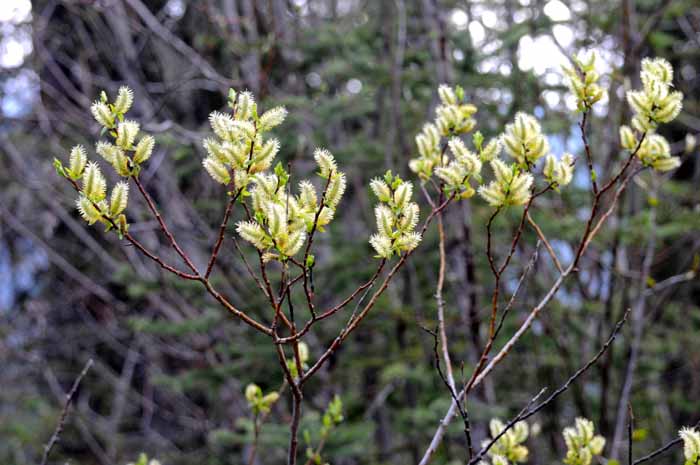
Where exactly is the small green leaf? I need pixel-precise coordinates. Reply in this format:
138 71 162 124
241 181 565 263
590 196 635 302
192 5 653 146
473 131 484 151
455 85 465 102
53 158 67 178
274 162 290 187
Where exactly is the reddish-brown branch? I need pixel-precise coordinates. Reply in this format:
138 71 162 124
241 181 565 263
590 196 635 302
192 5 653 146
132 175 199 275
275 260 387 344
40 359 94 465
580 108 599 195
205 189 242 278
300 194 455 384
65 178 272 335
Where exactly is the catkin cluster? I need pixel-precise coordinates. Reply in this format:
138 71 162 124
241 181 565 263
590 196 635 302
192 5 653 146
562 418 606 465
54 86 158 236
368 172 422 258
620 57 682 171
409 79 578 211
235 147 346 261
562 51 607 110
409 84 487 180
479 419 530 465
202 89 285 187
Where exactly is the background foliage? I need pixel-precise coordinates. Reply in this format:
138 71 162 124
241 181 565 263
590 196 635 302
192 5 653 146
0 0 698 464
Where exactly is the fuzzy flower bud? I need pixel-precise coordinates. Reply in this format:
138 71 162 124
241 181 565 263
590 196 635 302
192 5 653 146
113 86 134 114
314 148 338 178
502 112 549 167
370 178 392 202
235 91 255 121
68 145 87 179
116 120 140 150
680 427 700 464
619 125 638 151
91 101 114 128
82 161 107 202
258 106 287 132
203 157 231 184
109 181 129 217
76 195 104 225
478 159 533 207
134 135 155 164
236 221 270 250
325 172 346 209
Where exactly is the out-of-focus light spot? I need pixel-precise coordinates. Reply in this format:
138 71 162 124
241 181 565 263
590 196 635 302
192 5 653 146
469 21 485 46
513 9 529 24
552 24 574 46
481 11 497 28
165 0 185 18
534 106 545 118
2 69 39 118
453 49 465 62
0 36 30 68
615 84 625 99
346 78 362 94
544 0 571 21
451 9 468 30
592 89 609 117
482 40 501 55
544 72 562 86
0 0 31 23
570 0 587 13
517 35 568 75
543 90 560 108
499 63 512 76
477 56 499 74
306 72 321 88
681 64 696 81
564 93 577 111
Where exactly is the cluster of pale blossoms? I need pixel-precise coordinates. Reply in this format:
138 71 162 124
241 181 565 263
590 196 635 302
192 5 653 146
54 86 158 236
409 54 682 214
474 410 698 464
561 418 606 465
478 418 604 465
244 383 280 414
479 419 530 465
620 57 683 171
562 51 607 110
409 83 575 209
200 89 346 261
368 172 422 258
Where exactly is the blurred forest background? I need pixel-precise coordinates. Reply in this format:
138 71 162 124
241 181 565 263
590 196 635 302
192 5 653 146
1 0 699 464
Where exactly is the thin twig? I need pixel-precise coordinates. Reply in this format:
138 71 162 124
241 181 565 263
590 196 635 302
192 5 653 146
422 326 474 458
205 189 242 278
633 419 700 465
40 359 94 465
628 404 635 465
132 175 200 275
527 212 563 273
469 308 631 464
